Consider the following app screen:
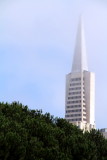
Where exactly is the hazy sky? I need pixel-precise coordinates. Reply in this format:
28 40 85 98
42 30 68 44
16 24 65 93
0 0 107 129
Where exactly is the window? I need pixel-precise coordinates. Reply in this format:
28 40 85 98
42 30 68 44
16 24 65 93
69 87 81 91
83 118 87 121
83 109 86 112
83 91 85 94
67 100 81 104
71 78 81 81
66 109 81 113
68 96 81 100
66 105 81 109
65 114 81 117
70 83 81 86
68 91 81 95
68 118 81 122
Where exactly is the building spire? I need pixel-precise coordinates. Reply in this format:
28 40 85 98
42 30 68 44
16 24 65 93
72 16 88 72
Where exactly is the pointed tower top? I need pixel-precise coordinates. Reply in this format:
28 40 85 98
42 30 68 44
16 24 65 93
72 17 88 72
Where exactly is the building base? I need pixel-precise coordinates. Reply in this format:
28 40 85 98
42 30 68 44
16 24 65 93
72 121 95 132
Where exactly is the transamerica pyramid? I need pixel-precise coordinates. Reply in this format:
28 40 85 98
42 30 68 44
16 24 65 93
65 17 95 131
72 17 88 72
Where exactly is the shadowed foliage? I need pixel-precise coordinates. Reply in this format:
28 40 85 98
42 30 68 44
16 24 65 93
0 102 106 160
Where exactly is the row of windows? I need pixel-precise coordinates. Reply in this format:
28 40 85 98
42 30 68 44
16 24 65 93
69 87 81 91
70 78 86 82
65 114 81 117
71 78 81 81
68 118 81 122
68 91 81 95
83 114 86 117
68 96 81 100
66 109 81 113
67 100 81 104
66 105 86 108
66 105 81 109
70 83 81 86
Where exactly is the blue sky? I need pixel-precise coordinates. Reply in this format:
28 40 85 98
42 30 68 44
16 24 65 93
0 0 107 129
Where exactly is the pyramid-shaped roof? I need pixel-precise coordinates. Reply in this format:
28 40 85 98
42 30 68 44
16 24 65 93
72 17 88 72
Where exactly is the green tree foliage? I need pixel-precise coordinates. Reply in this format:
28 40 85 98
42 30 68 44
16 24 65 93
0 102 106 160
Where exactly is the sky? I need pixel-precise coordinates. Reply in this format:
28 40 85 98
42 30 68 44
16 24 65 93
0 0 107 129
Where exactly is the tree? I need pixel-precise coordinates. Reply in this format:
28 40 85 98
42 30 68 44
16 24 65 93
0 102 107 160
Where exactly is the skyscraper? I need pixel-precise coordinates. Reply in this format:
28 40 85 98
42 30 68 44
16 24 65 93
65 18 95 131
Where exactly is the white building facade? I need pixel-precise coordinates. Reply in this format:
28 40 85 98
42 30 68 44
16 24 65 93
65 18 95 131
